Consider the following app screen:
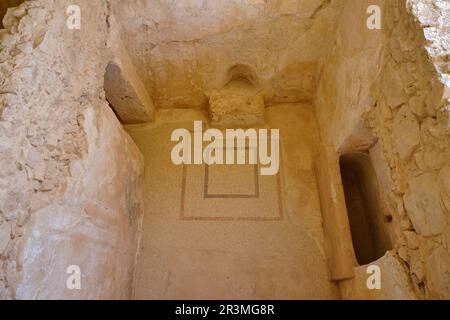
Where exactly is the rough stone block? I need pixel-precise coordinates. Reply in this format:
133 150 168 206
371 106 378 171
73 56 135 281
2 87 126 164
206 79 265 127
104 62 154 124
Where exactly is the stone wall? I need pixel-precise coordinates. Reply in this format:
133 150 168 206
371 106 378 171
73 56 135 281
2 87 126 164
0 0 144 299
0 0 448 300
104 14 155 124
315 0 449 299
111 0 345 109
0 1 25 28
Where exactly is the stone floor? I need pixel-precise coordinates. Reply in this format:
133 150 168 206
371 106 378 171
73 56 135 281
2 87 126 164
126 104 340 299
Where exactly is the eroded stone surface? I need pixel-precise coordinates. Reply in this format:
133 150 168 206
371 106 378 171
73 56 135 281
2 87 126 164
426 246 450 299
315 0 449 299
404 173 446 236
207 79 265 127
438 166 450 211
0 0 449 300
340 252 417 300
0 0 144 299
104 62 154 124
104 15 155 124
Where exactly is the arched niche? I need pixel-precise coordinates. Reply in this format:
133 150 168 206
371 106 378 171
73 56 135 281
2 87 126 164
224 64 259 88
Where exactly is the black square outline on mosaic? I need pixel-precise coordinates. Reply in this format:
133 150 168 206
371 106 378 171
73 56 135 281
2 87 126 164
203 146 260 199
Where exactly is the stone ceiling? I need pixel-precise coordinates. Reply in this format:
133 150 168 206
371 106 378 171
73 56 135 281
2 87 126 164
111 0 345 109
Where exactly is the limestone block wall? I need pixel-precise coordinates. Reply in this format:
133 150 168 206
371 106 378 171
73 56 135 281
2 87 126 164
315 0 450 299
104 14 155 124
0 0 144 299
315 0 384 150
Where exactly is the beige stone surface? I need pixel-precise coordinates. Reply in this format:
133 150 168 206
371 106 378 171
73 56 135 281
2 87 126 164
15 105 144 299
426 246 450 299
404 173 446 236
110 0 344 109
207 79 265 127
183 163 281 220
314 146 357 281
104 16 155 124
315 0 450 299
0 0 144 299
104 62 154 124
0 1 24 28
0 0 449 300
127 106 340 299
340 252 417 300
438 166 450 211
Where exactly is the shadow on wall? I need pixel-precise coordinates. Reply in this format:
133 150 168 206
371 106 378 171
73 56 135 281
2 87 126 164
103 62 154 124
224 64 259 88
339 152 392 265
0 0 26 28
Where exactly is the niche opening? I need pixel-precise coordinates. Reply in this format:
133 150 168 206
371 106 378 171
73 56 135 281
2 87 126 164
339 152 392 265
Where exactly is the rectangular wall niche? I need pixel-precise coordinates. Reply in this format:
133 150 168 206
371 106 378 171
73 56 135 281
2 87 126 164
339 152 392 265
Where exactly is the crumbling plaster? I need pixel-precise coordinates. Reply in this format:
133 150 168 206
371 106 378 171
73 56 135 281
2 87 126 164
104 14 155 124
0 0 144 299
110 0 345 109
0 0 448 300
